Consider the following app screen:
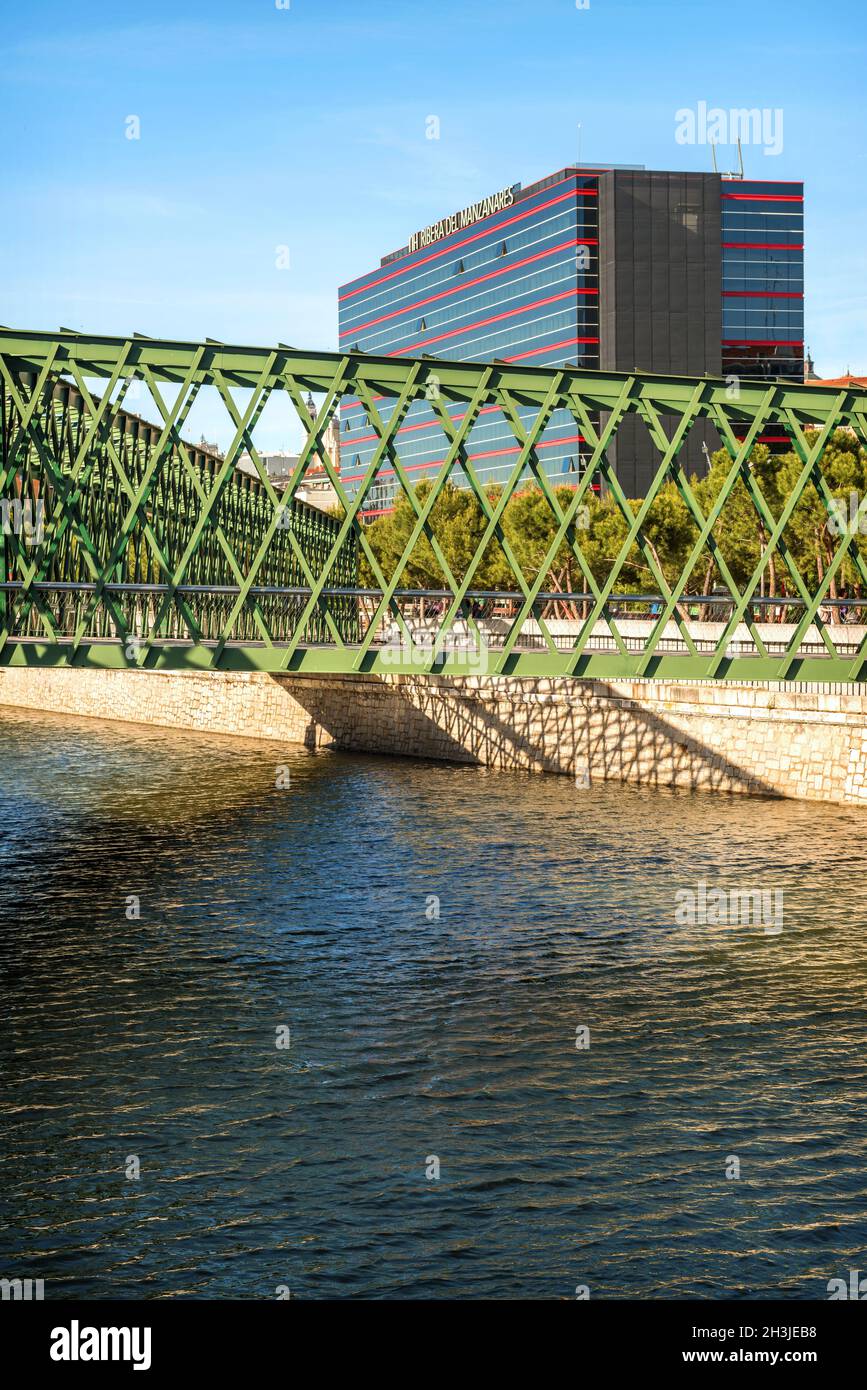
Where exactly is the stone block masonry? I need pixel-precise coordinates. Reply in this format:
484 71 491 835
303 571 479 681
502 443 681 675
1 666 867 805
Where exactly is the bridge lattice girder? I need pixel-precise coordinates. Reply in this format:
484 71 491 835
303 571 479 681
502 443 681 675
1 327 866 680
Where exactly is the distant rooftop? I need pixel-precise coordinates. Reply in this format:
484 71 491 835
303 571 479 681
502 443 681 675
568 162 646 170
818 374 867 389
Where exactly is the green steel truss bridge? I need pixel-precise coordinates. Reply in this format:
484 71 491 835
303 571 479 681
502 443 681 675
1 326 866 681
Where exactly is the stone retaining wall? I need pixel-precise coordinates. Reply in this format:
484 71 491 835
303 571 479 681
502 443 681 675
1 665 866 805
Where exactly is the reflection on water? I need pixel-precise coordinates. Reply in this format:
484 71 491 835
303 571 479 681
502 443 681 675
1 704 866 1300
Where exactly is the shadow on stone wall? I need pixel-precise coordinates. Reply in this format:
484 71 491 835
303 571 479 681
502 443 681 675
276 676 782 799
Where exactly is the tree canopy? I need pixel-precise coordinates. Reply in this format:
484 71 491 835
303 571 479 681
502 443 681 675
353 431 867 613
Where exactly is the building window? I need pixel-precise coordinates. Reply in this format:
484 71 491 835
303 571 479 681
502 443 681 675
677 204 700 234
455 260 465 274
498 241 508 256
418 317 427 331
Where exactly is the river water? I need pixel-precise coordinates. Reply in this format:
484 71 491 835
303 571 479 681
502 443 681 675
1 704 866 1300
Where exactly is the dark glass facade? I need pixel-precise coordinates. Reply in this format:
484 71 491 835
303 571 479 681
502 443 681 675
338 167 805 511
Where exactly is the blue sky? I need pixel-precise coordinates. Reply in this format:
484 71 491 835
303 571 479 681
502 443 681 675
1 0 864 447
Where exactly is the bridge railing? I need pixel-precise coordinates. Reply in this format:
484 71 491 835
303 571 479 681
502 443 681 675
1 327 865 680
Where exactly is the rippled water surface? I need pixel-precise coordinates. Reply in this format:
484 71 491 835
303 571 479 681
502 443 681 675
1 704 866 1300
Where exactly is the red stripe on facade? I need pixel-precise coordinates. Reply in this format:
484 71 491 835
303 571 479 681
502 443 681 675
721 193 803 202
339 327 598 411
723 242 804 250
722 339 804 347
722 290 803 299
342 396 382 415
341 433 587 486
361 476 599 519
504 335 598 362
392 290 577 356
369 172 598 275
346 402 508 448
734 435 792 442
339 186 592 303
340 238 597 339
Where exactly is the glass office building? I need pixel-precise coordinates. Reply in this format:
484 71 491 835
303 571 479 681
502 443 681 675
338 166 804 511
720 178 804 449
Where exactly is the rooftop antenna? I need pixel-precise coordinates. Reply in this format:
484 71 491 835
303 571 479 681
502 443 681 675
719 137 747 181
711 140 718 174
577 122 582 167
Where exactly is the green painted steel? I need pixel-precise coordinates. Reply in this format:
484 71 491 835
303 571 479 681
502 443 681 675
0 347 358 663
1 326 866 680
